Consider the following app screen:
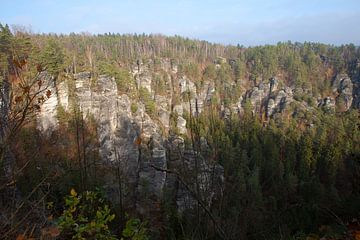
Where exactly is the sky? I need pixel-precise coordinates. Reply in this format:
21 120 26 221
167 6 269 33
1 0 360 46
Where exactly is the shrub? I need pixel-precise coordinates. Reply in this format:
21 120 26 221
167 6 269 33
131 102 138 114
139 87 156 117
122 218 149 240
98 61 135 95
57 189 117 240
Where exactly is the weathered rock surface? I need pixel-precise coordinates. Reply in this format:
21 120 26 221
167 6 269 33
177 116 187 135
155 95 170 129
57 81 69 111
37 73 58 133
333 74 353 111
266 87 294 117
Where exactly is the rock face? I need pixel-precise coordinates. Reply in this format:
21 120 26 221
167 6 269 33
333 74 353 111
37 73 59 133
36 59 360 222
132 60 153 94
241 79 295 117
74 72 93 115
72 74 141 200
57 81 69 111
177 116 187 134
155 95 171 129
39 71 168 214
266 88 294 117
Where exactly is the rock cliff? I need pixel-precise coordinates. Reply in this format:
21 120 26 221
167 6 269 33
37 57 359 216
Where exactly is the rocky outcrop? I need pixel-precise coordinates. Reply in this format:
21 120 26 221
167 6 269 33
73 73 168 213
177 116 187 135
179 77 196 95
131 58 177 96
155 95 170 129
35 57 360 224
132 60 153 94
37 73 58 133
266 87 293 117
74 72 93 116
246 82 271 113
73 74 141 195
133 103 167 214
333 74 353 111
242 79 295 117
57 81 69 111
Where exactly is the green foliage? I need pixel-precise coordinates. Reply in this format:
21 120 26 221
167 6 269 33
179 62 201 80
202 64 216 80
0 23 13 77
122 218 149 240
56 104 69 123
181 105 360 239
40 39 65 76
130 102 138 113
152 72 168 96
98 61 135 95
57 189 117 240
138 87 156 117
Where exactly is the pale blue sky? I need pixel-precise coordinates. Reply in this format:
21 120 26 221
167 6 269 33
1 0 359 46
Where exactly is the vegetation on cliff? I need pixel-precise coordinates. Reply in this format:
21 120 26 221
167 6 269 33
0 23 359 239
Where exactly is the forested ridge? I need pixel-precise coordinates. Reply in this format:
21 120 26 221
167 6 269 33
0 23 360 239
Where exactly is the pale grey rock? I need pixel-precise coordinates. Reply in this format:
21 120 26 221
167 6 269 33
171 63 178 74
245 83 272 113
269 77 278 92
265 86 294 117
267 98 276 117
37 72 58 133
131 60 152 94
179 77 196 95
57 81 69 111
155 95 170 129
177 116 187 134
332 74 347 93
132 106 168 214
132 58 178 96
73 74 141 195
333 74 353 111
199 81 215 104
74 72 93 116
173 104 183 116
193 81 215 114
137 72 152 94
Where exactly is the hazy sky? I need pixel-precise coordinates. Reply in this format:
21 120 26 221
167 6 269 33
1 0 359 46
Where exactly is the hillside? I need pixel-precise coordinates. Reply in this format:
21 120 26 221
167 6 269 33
0 24 359 239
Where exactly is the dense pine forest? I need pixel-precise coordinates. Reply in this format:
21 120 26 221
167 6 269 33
0 23 360 239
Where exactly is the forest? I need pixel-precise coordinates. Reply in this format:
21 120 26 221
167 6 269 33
0 23 359 239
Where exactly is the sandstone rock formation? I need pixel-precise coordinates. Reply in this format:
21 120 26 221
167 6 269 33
36 58 360 217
